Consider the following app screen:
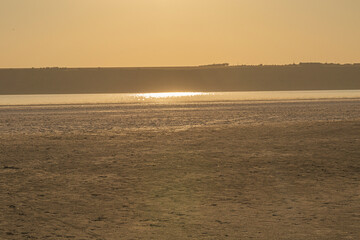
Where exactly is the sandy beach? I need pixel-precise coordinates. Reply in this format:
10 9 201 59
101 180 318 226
1 99 360 239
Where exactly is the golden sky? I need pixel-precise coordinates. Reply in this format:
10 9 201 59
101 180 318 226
1 0 360 68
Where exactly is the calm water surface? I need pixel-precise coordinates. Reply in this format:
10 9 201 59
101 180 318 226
1 90 360 106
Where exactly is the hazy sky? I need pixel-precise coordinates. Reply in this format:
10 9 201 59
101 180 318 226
1 0 360 68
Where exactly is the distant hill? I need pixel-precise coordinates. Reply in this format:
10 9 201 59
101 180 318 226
1 63 360 94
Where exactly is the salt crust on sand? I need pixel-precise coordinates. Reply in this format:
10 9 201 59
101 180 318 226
1 100 359 239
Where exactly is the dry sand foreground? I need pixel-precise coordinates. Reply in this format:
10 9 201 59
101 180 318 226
0 100 360 239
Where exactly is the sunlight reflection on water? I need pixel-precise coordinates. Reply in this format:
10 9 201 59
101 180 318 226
136 92 209 99
1 90 360 106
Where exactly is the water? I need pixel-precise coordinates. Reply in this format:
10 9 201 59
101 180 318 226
1 90 360 106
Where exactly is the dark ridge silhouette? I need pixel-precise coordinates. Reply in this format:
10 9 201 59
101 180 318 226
1 63 360 94
198 63 230 67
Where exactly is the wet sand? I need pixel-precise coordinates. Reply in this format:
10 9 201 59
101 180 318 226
1 100 360 239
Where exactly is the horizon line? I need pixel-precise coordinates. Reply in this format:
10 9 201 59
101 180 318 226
1 62 360 70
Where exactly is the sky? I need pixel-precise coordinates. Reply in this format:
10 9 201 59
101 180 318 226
1 0 360 68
